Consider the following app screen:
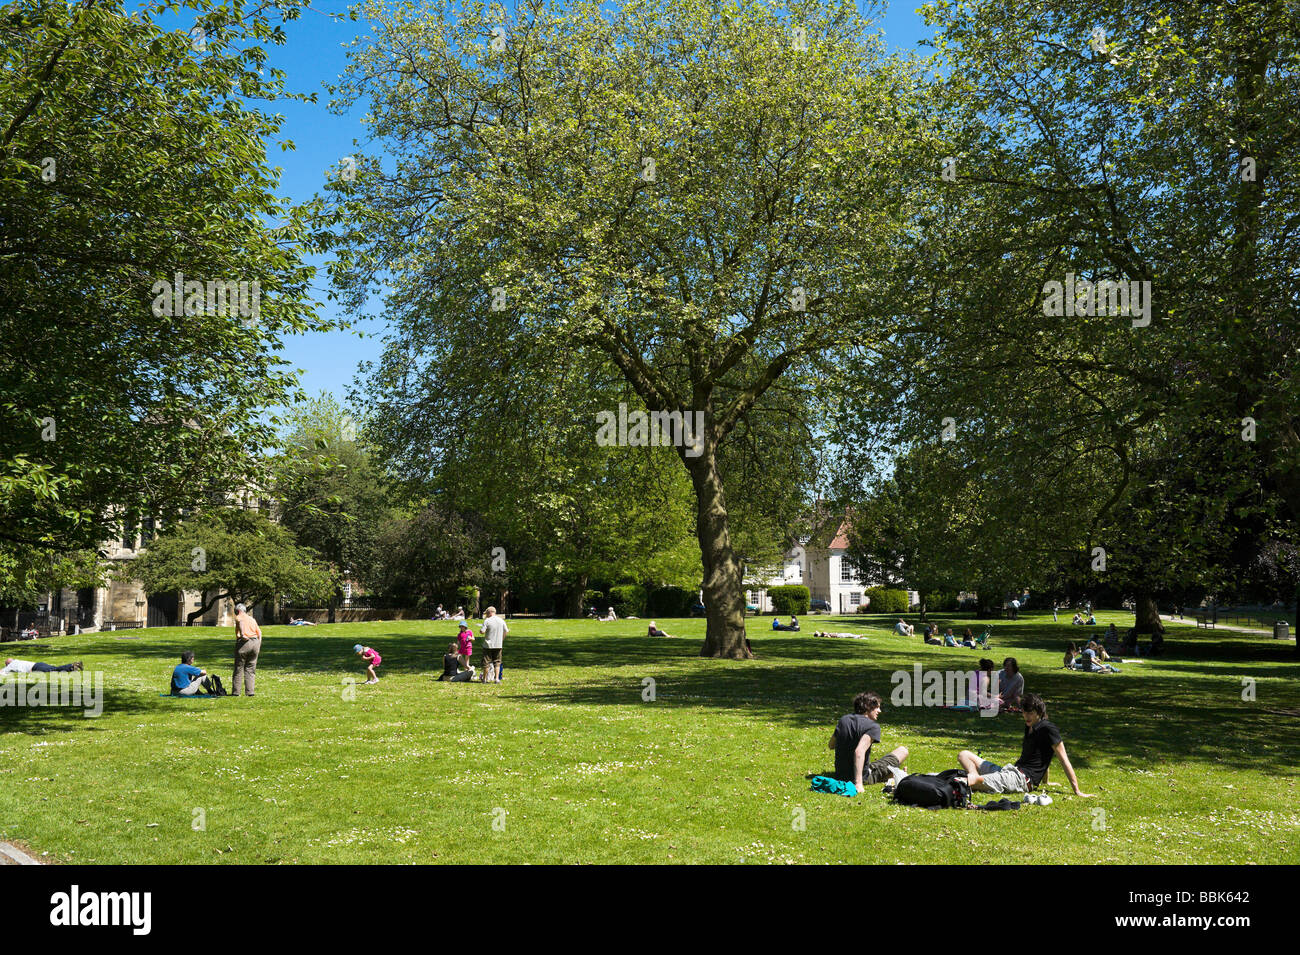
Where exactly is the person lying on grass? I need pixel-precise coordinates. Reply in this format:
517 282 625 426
438 642 474 682
894 618 914 637
171 650 209 696
814 630 867 639
354 644 382 684
647 620 675 637
957 693 1092 798
829 691 909 794
2 657 82 675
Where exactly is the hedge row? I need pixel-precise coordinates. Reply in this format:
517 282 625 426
863 587 910 614
768 584 811 615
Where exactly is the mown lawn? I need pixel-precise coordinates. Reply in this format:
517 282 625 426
1 612 1297 864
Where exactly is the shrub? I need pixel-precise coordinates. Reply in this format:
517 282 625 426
863 587 909 614
925 591 960 612
456 585 480 615
768 584 810 615
582 589 606 613
647 586 693 617
608 584 647 617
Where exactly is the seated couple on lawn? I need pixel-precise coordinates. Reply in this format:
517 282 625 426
957 693 1093 798
1065 641 1120 673
772 614 800 631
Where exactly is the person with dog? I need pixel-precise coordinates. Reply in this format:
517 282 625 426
956 693 1092 797
829 691 910 794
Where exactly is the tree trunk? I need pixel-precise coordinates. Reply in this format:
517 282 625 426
564 575 587 618
686 441 750 659
1134 594 1165 633
919 594 929 623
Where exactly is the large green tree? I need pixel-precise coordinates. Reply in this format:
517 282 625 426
0 0 331 597
324 0 936 656
128 507 334 625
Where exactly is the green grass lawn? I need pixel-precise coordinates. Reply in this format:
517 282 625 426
2 612 1297 864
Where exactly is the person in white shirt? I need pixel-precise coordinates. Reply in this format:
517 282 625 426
894 618 914 637
479 607 509 683
3 657 81 674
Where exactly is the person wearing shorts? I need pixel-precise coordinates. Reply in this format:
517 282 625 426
957 693 1092 797
479 606 508 683
829 691 909 793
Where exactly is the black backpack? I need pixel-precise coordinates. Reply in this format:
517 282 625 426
201 674 228 696
893 769 972 809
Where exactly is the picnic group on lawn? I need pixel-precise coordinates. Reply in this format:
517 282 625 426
828 688 1093 802
167 603 510 697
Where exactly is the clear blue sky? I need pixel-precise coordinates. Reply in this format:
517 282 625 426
267 1 936 406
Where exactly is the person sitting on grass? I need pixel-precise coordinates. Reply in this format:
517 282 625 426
997 657 1024 709
1072 643 1118 673
438 642 474 682
943 628 959 647
354 644 382 684
894 618 914 637
1085 613 1098 625
960 627 977 648
171 650 208 696
772 616 800 632
956 693 1092 798
2 657 82 676
967 658 998 709
1064 642 1079 668
924 623 941 645
647 620 674 637
451 606 466 620
1072 613 1084 625
599 606 618 622
829 691 909 794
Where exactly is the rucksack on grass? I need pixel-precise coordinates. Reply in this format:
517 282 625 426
892 769 972 809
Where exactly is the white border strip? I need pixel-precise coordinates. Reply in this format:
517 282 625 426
0 841 41 865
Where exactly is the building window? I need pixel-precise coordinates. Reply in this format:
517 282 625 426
850 592 862 607
840 558 854 582
121 515 137 550
140 517 156 545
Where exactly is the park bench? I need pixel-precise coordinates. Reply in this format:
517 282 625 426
1195 609 1217 629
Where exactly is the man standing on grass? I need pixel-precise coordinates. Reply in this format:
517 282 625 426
479 606 507 683
956 693 1092 798
232 602 262 697
829 691 909 794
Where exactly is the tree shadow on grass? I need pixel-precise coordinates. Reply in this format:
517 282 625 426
521 652 1300 776
0 686 165 736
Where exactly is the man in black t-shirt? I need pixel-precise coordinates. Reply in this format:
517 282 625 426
956 693 1092 796
829 691 910 793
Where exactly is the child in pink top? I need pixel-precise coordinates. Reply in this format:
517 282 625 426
354 644 382 684
456 622 473 671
